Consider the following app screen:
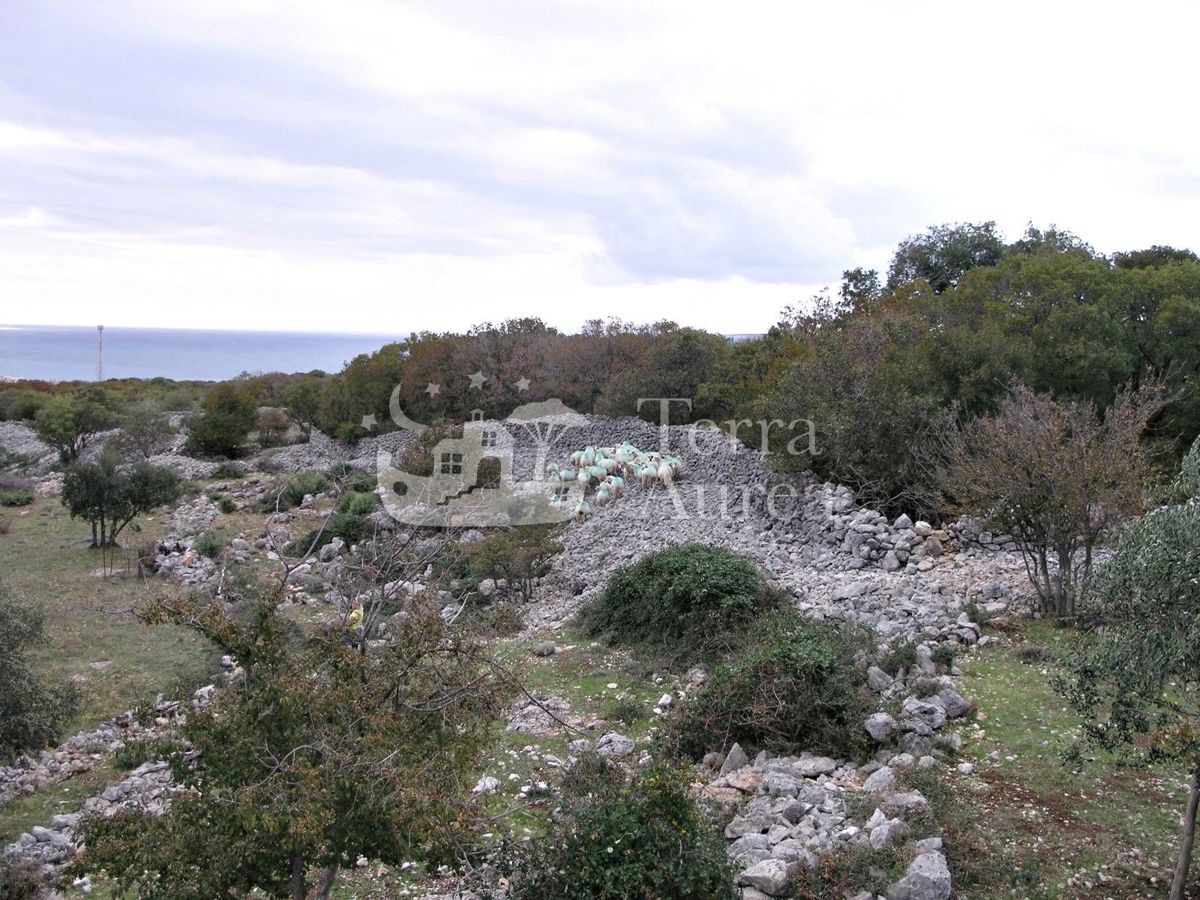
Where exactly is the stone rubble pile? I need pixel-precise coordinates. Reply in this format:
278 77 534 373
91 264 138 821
0 421 58 472
2 760 179 879
0 700 186 806
1 684 221 881
704 667 969 900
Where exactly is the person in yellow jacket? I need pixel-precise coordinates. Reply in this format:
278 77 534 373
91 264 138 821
344 603 363 647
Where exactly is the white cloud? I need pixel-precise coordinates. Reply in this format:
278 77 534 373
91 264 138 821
0 0 1198 333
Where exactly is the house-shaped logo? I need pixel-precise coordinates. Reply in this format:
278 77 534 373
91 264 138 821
377 398 587 527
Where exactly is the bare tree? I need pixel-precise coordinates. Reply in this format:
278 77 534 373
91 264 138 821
934 381 1166 618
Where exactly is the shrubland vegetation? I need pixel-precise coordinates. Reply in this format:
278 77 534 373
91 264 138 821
1 218 1200 896
75 592 508 900
1057 436 1200 899
507 760 736 900
667 612 871 759
580 543 777 666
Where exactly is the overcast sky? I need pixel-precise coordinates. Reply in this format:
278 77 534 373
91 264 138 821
1 1 1197 335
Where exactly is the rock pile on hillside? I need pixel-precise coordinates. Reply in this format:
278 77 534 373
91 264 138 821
0 700 187 806
0 422 57 472
2 760 179 880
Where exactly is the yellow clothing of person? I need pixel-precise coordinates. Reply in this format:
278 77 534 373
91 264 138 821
347 607 363 633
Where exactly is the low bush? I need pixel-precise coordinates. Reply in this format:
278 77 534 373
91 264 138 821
0 489 33 507
508 763 735 900
217 497 237 514
603 696 645 726
461 526 563 603
284 471 330 507
113 737 186 771
0 857 43 900
192 533 225 559
880 640 918 676
931 643 957 670
212 461 245 480
667 613 872 759
580 543 776 667
257 471 331 512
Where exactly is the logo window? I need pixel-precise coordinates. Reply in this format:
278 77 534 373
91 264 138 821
439 452 464 475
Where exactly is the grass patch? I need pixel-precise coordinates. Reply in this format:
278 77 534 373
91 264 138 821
0 497 216 733
931 620 1189 897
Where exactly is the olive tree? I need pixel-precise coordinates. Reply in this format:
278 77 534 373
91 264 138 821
1056 438 1200 899
34 387 114 463
935 381 1164 618
61 450 180 547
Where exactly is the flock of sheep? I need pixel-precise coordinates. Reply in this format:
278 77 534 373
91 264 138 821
545 441 685 519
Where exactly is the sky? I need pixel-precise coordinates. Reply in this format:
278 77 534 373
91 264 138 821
1 1 1198 335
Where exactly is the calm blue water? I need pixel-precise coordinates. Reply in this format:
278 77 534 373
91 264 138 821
0 325 407 382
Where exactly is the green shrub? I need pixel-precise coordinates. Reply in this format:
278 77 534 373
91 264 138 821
509 763 735 900
113 737 185 771
185 383 257 459
580 544 776 667
557 750 626 800
461 526 563 602
603 696 645 726
218 497 237 514
0 489 34 507
193 533 225 559
667 614 871 759
0 585 80 763
257 471 331 512
213 461 245 480
931 643 957 670
880 640 918 675
338 491 379 516
286 472 330 506
346 470 376 493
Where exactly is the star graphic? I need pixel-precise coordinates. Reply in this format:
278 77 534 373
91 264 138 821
514 376 531 393
360 413 377 430
425 382 441 398
468 370 487 390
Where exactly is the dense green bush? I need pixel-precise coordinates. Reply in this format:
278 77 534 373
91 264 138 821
185 384 257 459
113 737 186 772
460 526 563 603
217 497 237 514
667 614 871 759
0 584 80 764
326 491 381 544
192 533 225 559
0 489 34 507
212 461 245 480
580 544 775 666
509 763 735 900
257 471 331 512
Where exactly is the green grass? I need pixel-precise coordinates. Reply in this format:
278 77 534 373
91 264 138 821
0 496 217 732
469 630 673 836
937 620 1189 898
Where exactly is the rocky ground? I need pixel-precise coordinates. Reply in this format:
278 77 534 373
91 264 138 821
0 414 1045 898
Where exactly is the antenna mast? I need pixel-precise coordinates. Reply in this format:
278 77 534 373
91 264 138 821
96 325 104 381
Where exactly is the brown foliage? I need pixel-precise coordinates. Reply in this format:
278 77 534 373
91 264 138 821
934 381 1165 617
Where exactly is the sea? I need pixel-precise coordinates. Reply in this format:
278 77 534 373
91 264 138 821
0 325 410 383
